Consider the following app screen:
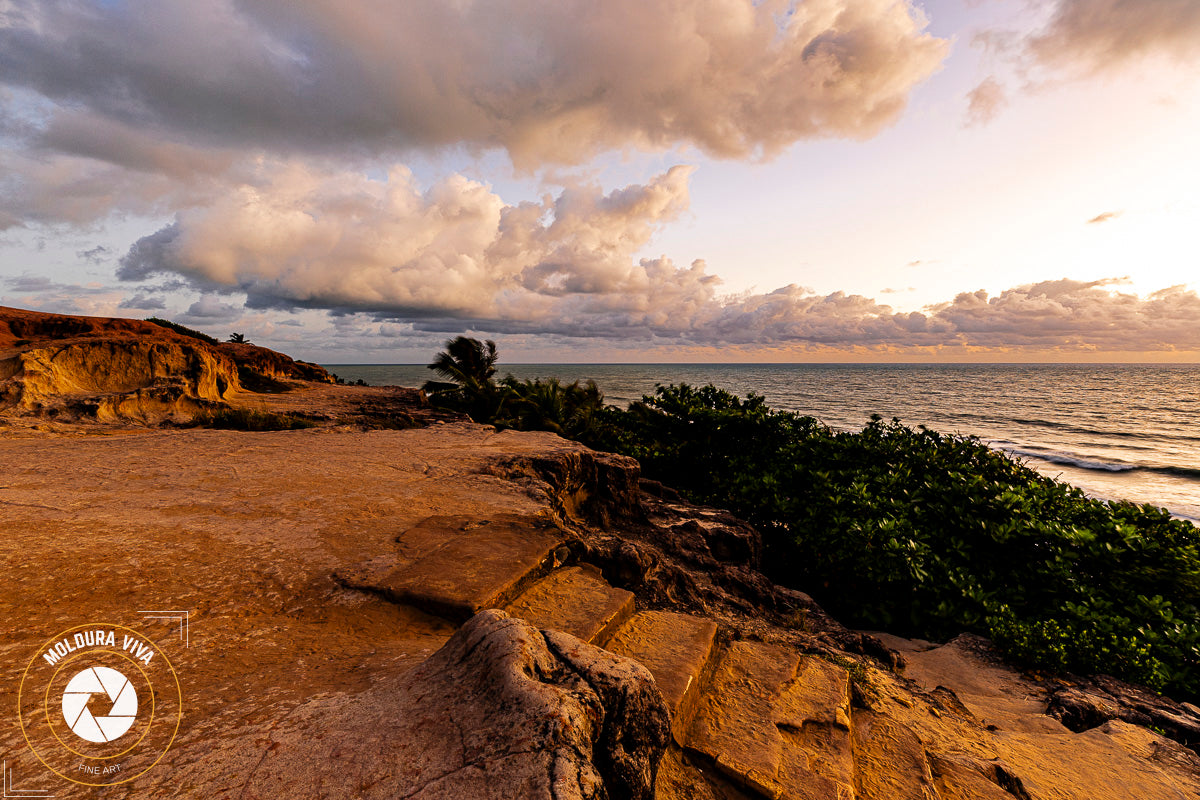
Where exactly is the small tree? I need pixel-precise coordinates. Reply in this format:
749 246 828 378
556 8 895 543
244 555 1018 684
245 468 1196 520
423 336 505 421
228 332 248 343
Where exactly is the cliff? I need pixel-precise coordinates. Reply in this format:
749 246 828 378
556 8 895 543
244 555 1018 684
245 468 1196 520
0 306 332 423
217 340 335 385
1 316 1198 799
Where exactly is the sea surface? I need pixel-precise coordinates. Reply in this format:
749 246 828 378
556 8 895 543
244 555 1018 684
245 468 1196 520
324 363 1200 524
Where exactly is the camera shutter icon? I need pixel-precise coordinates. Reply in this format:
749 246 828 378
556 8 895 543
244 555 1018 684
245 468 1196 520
61 666 138 743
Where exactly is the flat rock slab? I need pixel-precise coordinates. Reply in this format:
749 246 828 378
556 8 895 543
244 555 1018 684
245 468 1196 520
686 641 855 800
686 641 798 797
871 632 1059 734
341 514 567 621
0 424 587 798
869 632 1200 800
606 610 718 744
851 710 943 800
505 564 635 646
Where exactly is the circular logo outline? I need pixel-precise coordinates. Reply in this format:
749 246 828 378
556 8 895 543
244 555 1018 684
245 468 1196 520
18 623 182 787
42 647 157 760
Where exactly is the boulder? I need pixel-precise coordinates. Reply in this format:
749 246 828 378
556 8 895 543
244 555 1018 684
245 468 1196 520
1048 675 1200 752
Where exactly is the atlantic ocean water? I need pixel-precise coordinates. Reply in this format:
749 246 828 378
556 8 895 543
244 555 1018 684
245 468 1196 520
324 363 1200 523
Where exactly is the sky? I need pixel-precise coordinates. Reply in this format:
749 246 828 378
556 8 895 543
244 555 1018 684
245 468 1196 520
1 0 1198 363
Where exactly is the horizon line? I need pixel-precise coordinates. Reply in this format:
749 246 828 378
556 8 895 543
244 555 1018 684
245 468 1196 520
320 361 1200 367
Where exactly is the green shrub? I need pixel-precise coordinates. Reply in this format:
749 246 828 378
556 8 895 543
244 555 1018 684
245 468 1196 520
145 317 219 345
423 337 607 439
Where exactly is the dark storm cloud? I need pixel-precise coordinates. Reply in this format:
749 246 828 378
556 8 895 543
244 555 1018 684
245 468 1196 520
0 0 947 170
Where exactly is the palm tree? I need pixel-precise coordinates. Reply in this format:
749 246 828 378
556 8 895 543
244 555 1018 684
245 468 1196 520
504 377 605 440
423 336 505 421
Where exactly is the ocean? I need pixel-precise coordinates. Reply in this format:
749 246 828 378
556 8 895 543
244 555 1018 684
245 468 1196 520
323 363 1200 524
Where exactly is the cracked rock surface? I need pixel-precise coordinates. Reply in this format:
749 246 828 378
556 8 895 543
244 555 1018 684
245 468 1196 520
236 609 668 800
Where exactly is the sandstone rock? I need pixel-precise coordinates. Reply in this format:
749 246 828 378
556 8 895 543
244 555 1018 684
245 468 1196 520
877 631 1200 800
3 338 240 420
685 640 803 797
489 446 643 526
583 536 711 611
606 610 719 745
506 564 636 646
1047 675 1200 752
928 753 1028 800
851 711 941 800
542 627 673 798
1 306 244 422
665 510 761 566
336 514 569 622
239 610 669 800
219 340 334 384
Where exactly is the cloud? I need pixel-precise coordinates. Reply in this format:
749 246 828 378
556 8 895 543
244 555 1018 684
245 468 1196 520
1087 210 1122 224
1029 0 1200 74
1 274 127 317
0 0 947 173
113 166 1200 352
965 76 1007 126
182 295 242 321
4 274 57 292
975 0 1200 86
119 161 699 321
117 292 166 310
76 244 112 263
924 280 1200 350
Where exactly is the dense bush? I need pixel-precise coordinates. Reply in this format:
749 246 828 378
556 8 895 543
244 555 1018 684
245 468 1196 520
423 338 1200 699
144 317 219 345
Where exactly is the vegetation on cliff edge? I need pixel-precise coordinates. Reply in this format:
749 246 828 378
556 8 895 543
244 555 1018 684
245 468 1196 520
144 317 219 345
424 336 1200 701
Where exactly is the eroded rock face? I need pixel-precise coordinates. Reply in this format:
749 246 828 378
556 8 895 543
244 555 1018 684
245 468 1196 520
238 610 670 800
218 340 334 383
489 446 644 527
1 306 241 422
1048 675 1200 752
2 339 241 421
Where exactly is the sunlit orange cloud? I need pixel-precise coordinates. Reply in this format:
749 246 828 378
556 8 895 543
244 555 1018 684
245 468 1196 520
100 150 1200 354
1030 0 1200 75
